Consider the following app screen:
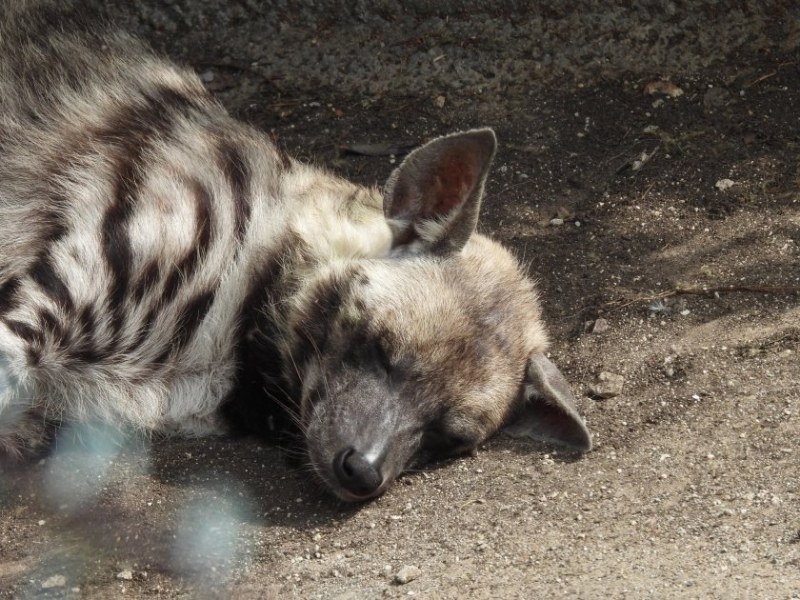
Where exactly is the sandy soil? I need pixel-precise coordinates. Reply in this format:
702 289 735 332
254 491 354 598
1 2 799 598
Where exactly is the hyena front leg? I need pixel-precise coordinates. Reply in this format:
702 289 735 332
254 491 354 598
160 371 236 438
0 343 41 457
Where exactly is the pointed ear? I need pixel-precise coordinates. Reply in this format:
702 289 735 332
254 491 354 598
383 128 496 255
504 354 592 452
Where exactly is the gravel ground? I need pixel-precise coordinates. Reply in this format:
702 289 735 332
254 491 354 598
115 0 798 95
1 2 799 598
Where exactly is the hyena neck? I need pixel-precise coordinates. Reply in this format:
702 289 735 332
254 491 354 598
280 164 393 265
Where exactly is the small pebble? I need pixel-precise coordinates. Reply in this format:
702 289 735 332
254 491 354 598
643 80 684 98
715 178 735 191
41 575 66 589
590 318 609 334
394 565 421 585
117 570 134 581
589 372 625 399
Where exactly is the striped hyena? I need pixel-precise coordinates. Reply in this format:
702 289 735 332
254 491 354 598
0 4 591 501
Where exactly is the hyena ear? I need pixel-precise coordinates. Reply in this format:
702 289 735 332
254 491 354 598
504 354 592 452
383 128 497 255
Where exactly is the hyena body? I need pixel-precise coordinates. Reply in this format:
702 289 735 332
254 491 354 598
0 5 590 501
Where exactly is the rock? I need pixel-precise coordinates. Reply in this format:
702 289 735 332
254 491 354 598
549 218 565 226
41 575 66 589
394 565 421 584
589 372 624 399
643 80 684 98
117 569 134 581
630 150 654 171
590 318 609 334
433 95 446 108
715 178 735 191
698 264 714 276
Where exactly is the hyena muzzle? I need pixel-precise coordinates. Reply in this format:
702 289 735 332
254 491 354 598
0 4 591 501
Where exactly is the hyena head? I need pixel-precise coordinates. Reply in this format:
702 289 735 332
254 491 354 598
284 129 591 501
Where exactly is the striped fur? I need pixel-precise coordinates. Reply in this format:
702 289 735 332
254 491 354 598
0 6 591 500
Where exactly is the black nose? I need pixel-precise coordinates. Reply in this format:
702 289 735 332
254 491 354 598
332 447 383 498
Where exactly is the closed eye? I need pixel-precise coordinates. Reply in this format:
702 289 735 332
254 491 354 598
420 429 472 456
409 424 479 469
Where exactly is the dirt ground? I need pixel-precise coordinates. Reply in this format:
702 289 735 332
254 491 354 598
1 2 799 599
